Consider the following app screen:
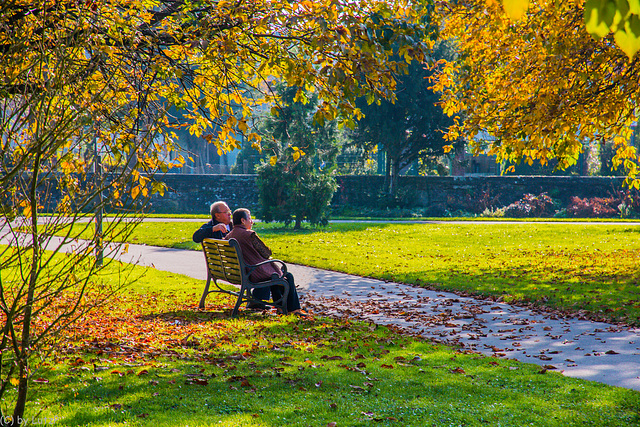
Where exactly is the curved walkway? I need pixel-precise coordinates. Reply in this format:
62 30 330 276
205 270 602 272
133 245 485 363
119 243 640 392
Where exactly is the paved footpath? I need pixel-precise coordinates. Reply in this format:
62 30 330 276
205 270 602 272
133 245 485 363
118 243 640 392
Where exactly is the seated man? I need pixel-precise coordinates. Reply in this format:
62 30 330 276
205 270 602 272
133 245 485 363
193 201 233 243
225 208 308 317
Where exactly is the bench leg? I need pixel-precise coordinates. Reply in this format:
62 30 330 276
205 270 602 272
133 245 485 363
199 277 212 309
231 289 246 317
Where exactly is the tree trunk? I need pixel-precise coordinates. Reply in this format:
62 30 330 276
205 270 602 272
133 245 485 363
390 157 400 198
384 154 391 194
13 151 43 425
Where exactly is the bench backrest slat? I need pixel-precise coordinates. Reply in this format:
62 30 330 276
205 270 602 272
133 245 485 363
202 238 243 285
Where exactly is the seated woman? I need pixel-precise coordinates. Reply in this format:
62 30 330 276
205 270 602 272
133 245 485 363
225 208 308 317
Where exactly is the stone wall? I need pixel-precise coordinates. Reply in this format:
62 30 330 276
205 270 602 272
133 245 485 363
150 174 628 215
151 174 260 214
334 175 628 215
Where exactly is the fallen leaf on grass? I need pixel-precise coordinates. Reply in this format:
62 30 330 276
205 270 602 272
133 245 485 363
320 355 343 361
69 357 85 366
380 364 394 369
110 404 122 410
185 378 208 386
450 367 466 374
137 370 149 376
33 378 49 384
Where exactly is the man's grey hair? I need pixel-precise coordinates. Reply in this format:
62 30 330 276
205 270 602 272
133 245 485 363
210 201 228 218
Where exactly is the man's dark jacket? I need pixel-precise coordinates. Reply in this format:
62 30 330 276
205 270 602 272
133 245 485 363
192 219 232 243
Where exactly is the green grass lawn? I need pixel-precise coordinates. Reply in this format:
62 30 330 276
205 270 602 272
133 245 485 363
114 220 640 325
8 259 639 426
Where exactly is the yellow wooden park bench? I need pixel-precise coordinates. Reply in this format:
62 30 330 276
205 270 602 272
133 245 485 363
199 238 290 317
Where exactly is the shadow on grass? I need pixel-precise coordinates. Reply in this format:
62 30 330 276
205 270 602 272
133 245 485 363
169 241 199 250
611 227 640 234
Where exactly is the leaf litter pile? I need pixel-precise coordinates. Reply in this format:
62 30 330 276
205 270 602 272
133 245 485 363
21 289 640 426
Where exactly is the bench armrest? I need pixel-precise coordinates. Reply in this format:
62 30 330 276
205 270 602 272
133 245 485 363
245 259 288 276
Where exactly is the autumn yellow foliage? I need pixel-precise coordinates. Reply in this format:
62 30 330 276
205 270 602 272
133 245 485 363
435 0 640 187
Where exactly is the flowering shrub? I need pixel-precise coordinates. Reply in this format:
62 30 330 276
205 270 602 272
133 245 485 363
566 196 619 218
610 189 640 218
447 189 503 214
503 193 556 218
